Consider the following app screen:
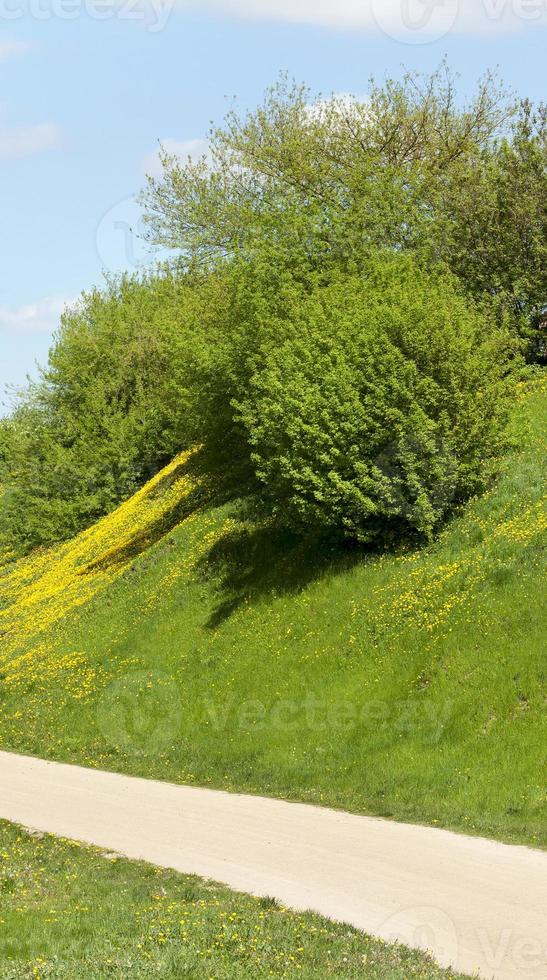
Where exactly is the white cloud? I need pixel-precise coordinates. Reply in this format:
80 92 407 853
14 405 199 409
0 122 64 161
106 0 546 37
183 0 385 29
140 137 209 178
169 0 547 36
0 37 35 62
0 296 73 335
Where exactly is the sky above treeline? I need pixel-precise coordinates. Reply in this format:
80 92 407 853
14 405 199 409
1 0 546 407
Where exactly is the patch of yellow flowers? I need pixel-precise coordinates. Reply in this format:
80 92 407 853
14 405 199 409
371 496 547 635
0 451 199 667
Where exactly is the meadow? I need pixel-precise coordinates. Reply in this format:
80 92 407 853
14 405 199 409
0 377 545 847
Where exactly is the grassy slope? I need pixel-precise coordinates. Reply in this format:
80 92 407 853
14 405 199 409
0 821 471 980
0 379 545 847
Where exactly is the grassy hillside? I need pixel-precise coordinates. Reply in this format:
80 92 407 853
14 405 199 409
0 378 545 847
0 821 471 980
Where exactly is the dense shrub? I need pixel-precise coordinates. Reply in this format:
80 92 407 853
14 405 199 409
0 253 519 554
0 272 204 553
233 256 517 540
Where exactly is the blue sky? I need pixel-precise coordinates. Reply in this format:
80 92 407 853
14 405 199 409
1 0 546 408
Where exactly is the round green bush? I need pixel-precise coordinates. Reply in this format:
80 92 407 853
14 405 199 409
235 255 515 540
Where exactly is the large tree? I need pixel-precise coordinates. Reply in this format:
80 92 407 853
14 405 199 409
142 66 545 345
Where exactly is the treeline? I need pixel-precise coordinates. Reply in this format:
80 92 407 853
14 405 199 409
1 66 545 555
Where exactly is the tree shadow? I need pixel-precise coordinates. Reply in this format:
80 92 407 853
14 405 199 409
198 518 367 629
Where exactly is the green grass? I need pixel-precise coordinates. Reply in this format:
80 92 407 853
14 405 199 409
0 820 472 979
0 379 545 847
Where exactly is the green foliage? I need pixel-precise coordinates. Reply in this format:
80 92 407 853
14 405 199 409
142 66 510 268
142 67 545 342
0 272 203 553
231 256 517 540
436 100 547 337
0 251 520 552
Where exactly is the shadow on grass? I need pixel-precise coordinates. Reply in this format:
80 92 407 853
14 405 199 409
198 518 367 629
